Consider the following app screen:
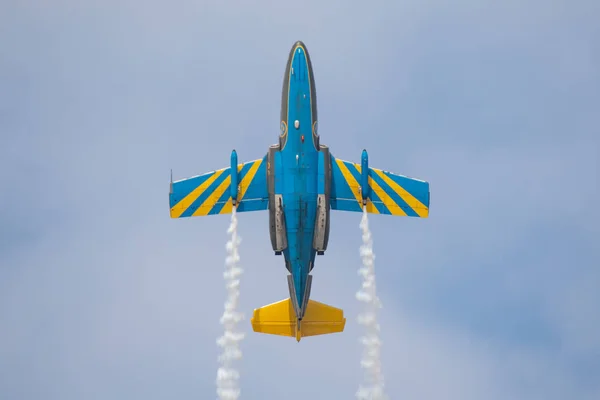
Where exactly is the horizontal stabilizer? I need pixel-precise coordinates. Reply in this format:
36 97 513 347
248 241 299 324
251 298 346 342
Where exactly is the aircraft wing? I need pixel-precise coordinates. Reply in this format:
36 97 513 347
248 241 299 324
329 155 430 217
169 155 268 218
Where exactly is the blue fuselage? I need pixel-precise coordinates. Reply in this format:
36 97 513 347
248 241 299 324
277 42 320 314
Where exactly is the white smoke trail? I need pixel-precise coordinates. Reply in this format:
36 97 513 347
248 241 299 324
216 207 245 400
356 207 388 400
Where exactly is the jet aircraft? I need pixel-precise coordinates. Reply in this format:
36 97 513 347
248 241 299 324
169 41 430 342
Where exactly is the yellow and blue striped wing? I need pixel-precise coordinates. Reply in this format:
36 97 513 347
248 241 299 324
330 157 430 217
169 156 268 218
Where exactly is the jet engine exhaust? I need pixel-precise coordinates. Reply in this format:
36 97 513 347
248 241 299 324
356 207 388 400
216 207 245 400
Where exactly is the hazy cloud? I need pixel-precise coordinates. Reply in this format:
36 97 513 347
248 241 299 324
1 0 598 399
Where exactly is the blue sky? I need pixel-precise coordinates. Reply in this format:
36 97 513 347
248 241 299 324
1 1 598 399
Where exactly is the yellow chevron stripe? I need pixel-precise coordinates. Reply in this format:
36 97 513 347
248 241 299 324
170 169 225 218
336 159 362 206
352 164 379 214
193 175 231 217
191 161 261 216
218 163 245 214
366 198 379 213
219 198 233 214
219 160 261 214
238 159 262 202
369 176 406 216
366 198 379 214
372 169 428 218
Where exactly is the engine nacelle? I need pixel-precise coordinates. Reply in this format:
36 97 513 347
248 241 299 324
267 144 288 253
313 145 331 254
230 149 238 205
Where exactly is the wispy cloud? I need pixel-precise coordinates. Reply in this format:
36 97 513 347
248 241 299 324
1 0 598 399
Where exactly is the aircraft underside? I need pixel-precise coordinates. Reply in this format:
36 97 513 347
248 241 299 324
168 40 430 342
266 140 332 319
267 143 331 258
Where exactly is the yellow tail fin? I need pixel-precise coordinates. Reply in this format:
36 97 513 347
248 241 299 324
251 298 346 342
